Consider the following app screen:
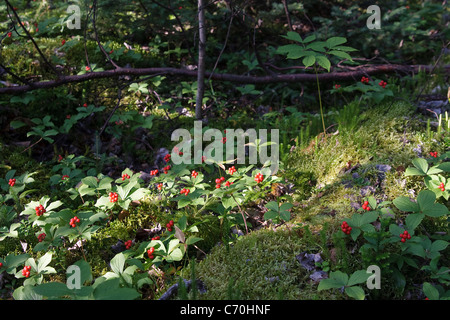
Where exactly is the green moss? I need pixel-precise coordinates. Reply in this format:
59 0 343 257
194 228 341 300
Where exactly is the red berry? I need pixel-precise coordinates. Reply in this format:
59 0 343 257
109 192 118 203
85 66 90 71
169 220 174 226
7 32 12 37
61 39 66 45
8 178 16 187
254 173 264 183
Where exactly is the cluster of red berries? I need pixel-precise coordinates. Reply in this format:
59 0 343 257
164 154 171 162
438 182 445 192
22 266 31 278
83 103 88 108
35 205 46 216
7 32 12 37
37 233 46 242
151 236 160 241
150 169 159 176
147 247 155 259
166 220 174 232
254 172 264 183
400 230 411 243
70 216 80 228
341 221 352 235
122 173 130 181
221 137 227 144
361 76 369 84
228 166 237 175
109 192 118 203
58 154 63 162
8 178 16 187
85 66 91 71
191 170 198 178
378 80 387 88
180 188 190 195
215 176 226 188
157 183 163 191
163 165 171 174
334 84 341 89
361 200 371 211
125 240 132 249
62 175 69 180
430 151 438 158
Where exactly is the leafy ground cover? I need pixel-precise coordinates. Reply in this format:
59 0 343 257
0 0 449 301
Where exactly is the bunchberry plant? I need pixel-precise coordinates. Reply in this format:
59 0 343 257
276 32 357 135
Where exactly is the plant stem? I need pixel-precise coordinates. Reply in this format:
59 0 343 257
231 193 249 235
314 64 326 136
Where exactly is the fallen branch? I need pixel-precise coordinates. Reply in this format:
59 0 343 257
0 64 448 95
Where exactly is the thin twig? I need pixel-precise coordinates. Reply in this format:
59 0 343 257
208 11 234 80
4 0 59 76
92 0 120 69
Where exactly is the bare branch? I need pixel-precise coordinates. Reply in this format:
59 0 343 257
0 64 448 95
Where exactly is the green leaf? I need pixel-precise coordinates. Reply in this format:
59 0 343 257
276 44 309 59
332 45 358 52
328 50 353 61
423 203 448 217
361 211 379 225
404 167 426 176
264 210 278 221
347 270 370 287
280 210 291 222
10 120 26 129
344 286 366 300
33 282 72 298
303 35 316 43
318 271 348 290
73 259 93 285
412 158 428 175
417 190 436 211
177 215 187 231
186 236 203 246
282 31 303 43
93 278 140 300
422 282 439 300
430 240 449 252
306 41 326 52
325 37 347 48
110 253 125 275
37 252 52 273
265 201 280 212
316 55 331 72
438 162 450 172
280 203 294 212
405 213 424 231
393 196 419 213
302 55 316 68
